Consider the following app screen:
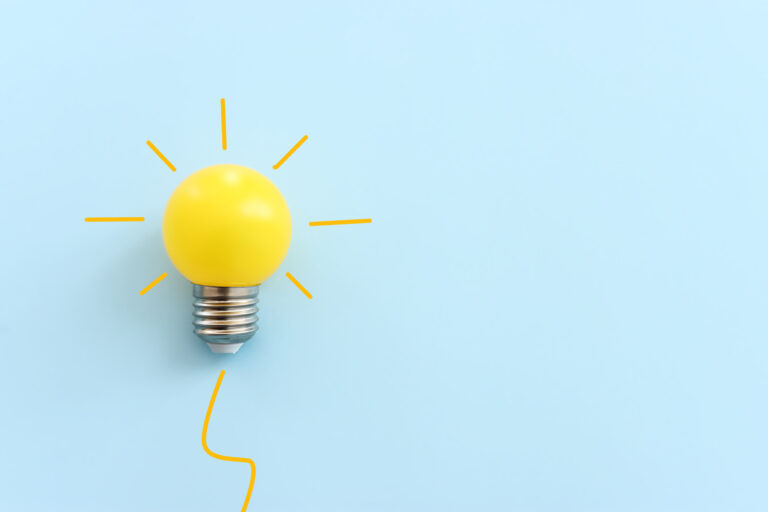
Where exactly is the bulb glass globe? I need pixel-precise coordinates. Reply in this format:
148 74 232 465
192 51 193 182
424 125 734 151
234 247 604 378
163 163 291 353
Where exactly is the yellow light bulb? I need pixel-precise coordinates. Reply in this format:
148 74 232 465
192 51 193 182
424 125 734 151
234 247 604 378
163 163 291 353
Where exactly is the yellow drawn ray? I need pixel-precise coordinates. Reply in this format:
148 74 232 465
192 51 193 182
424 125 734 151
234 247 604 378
273 135 308 170
221 98 227 151
309 218 372 226
85 217 145 222
146 140 176 171
139 272 167 295
286 272 312 299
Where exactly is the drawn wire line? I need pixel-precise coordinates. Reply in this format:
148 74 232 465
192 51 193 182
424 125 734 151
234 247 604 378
202 370 256 512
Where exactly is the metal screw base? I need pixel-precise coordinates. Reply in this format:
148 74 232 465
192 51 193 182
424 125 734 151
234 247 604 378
193 285 259 354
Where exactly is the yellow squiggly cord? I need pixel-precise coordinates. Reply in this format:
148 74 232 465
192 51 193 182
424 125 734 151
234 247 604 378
202 370 256 512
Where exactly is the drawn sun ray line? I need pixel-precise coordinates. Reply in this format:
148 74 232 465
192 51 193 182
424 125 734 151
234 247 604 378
203 370 256 512
221 98 227 151
309 218 372 226
84 217 145 222
146 140 176 171
272 135 308 170
139 272 168 296
286 272 313 299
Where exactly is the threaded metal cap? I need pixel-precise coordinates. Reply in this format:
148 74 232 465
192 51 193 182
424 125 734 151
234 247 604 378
193 285 259 354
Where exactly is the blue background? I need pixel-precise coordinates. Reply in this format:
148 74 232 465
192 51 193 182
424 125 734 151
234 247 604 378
1 0 768 510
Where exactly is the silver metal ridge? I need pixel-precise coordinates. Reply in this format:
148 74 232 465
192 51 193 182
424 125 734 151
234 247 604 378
193 284 259 354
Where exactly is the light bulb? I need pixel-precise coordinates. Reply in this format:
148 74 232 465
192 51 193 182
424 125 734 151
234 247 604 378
162 164 291 354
